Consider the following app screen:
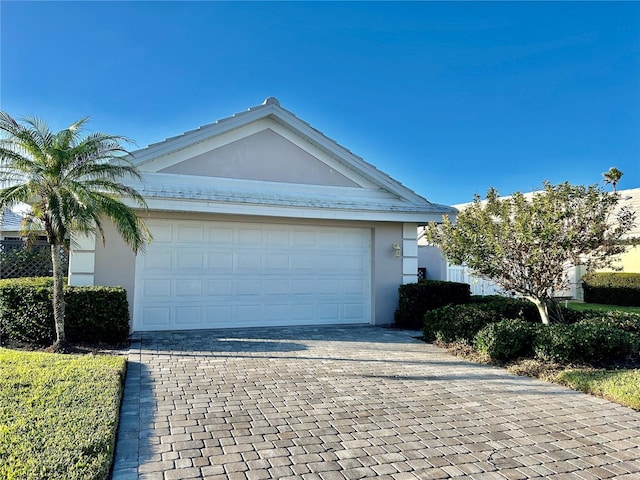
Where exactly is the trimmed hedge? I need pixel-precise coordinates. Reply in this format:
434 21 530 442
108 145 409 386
0 277 130 346
533 319 639 364
475 320 538 361
424 297 640 364
423 296 541 344
395 280 471 329
582 272 640 307
469 296 541 323
423 303 497 344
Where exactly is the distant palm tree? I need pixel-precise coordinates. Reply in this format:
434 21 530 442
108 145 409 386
0 112 150 350
603 167 624 192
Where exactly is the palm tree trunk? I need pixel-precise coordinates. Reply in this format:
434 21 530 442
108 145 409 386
51 243 66 347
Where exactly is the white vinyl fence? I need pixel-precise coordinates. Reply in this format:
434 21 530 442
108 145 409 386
446 264 585 300
446 264 505 296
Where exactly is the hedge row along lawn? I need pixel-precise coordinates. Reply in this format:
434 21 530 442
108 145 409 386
519 301 640 410
566 301 640 315
0 349 126 480
431 300 640 411
558 301 640 410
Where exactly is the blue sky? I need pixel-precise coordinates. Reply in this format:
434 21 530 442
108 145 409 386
1 1 638 205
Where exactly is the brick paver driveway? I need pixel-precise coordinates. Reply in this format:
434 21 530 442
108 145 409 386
112 326 640 480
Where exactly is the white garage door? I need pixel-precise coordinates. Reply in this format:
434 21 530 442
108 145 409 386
133 219 371 331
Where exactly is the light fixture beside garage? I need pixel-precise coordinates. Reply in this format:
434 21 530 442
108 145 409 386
392 243 401 257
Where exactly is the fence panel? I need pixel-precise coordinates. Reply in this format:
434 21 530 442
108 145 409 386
0 240 68 279
446 264 505 296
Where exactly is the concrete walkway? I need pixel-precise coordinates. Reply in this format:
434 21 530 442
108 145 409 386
111 326 640 480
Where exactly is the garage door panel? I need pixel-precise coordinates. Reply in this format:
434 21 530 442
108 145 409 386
266 230 289 246
343 278 366 295
263 304 289 321
176 252 204 269
142 278 172 297
140 307 171 327
175 306 202 326
264 279 289 295
206 305 232 324
291 255 314 269
291 278 315 295
318 304 339 319
343 231 368 247
292 304 315 321
238 228 262 245
152 225 174 243
236 279 261 295
316 231 342 247
208 252 233 269
134 220 371 331
177 225 204 243
293 231 315 246
208 279 232 295
344 304 365 320
318 279 340 294
143 251 173 269
237 253 261 269
266 254 289 269
209 227 233 244
236 304 260 322
176 279 203 296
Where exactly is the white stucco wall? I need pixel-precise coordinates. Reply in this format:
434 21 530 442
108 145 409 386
418 245 448 281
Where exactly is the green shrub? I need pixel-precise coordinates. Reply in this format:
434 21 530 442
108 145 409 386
423 303 497 343
423 296 546 345
533 320 639 364
578 310 640 333
0 277 130 346
475 320 538 361
0 277 55 345
582 272 640 307
469 296 541 323
395 280 471 329
66 287 130 344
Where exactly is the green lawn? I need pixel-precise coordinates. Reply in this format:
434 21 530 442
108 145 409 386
555 369 640 411
565 301 640 314
0 349 126 480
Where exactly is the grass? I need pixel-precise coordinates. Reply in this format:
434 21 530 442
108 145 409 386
565 301 640 314
554 369 640 411
0 349 126 480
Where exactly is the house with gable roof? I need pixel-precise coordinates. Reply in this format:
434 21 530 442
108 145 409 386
68 98 456 331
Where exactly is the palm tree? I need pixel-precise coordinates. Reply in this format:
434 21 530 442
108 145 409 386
0 112 150 350
603 167 624 192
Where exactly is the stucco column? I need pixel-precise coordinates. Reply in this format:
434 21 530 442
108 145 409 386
68 232 96 286
402 223 418 284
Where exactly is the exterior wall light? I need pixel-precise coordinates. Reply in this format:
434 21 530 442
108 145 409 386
392 242 401 257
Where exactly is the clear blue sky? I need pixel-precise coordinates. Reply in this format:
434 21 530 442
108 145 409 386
2 1 639 205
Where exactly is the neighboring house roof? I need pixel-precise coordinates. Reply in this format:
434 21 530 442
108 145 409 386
125 98 456 223
0 209 23 232
0 207 45 236
618 188 640 240
419 187 640 245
